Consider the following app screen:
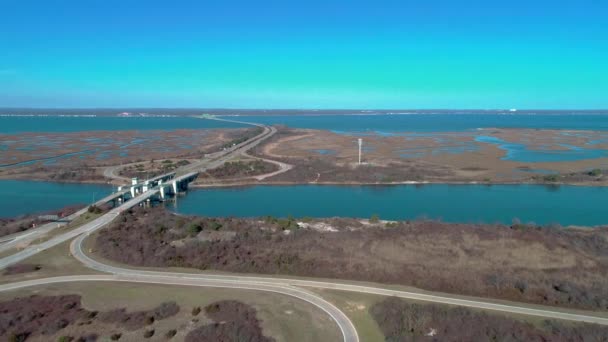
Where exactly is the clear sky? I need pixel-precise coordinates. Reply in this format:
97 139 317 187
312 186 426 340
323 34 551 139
1 0 607 109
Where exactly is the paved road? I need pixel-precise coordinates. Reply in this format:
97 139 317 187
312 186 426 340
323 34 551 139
0 117 274 257
0 118 359 342
179 118 277 175
67 233 357 342
69 230 608 327
0 189 130 253
0 188 160 269
5 115 608 341
102 164 132 182
0 275 357 342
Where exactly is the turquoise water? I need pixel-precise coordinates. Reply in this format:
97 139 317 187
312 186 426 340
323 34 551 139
0 180 111 217
1 180 607 225
232 114 608 132
174 184 608 226
312 149 336 155
0 116 245 134
3 114 608 134
476 136 608 162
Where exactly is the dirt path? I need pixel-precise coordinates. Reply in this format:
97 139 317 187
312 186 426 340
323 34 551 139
101 165 132 183
241 152 293 181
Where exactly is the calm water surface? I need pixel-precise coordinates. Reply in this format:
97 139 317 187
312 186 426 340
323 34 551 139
231 114 608 132
0 180 111 217
173 184 608 226
0 116 245 134
1 180 606 226
3 114 608 134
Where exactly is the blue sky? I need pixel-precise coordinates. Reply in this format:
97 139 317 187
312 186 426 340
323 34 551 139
1 0 607 109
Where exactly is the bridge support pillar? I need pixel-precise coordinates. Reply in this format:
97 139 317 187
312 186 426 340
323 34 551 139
130 186 136 198
160 186 165 199
172 181 178 194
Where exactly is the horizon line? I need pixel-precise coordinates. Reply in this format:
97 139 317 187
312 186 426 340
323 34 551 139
1 107 608 112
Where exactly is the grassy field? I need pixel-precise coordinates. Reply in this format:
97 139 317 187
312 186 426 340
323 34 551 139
311 288 606 342
0 239 100 284
0 281 341 342
82 228 608 321
312 289 386 342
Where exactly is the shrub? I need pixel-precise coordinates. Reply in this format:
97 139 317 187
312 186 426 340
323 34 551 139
192 307 201 316
263 215 278 224
143 329 155 338
110 333 122 340
370 214 380 223
205 303 220 314
153 302 180 319
57 337 73 342
165 329 177 339
277 217 299 231
76 334 98 342
187 223 203 235
543 174 559 182
87 205 102 214
589 169 603 177
209 221 223 231
514 280 528 294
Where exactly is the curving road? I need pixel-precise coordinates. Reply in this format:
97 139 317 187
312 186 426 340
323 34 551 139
0 117 275 259
0 275 356 342
3 116 608 342
69 231 608 327
102 163 136 183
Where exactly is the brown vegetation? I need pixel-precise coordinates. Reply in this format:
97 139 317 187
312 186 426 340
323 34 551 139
2 263 41 275
0 127 260 184
119 159 191 179
0 165 106 183
97 301 180 330
249 127 608 185
185 300 274 342
533 168 607 184
0 205 81 237
0 294 179 341
201 160 279 179
370 297 608 341
262 157 450 183
96 207 608 311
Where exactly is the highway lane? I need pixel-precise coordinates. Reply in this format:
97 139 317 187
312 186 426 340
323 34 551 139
0 117 275 258
0 189 131 253
178 120 277 175
0 189 158 269
7 115 608 338
67 234 357 342
0 275 356 342
70 228 608 327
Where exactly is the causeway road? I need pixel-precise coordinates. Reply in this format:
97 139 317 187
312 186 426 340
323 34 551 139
4 116 608 342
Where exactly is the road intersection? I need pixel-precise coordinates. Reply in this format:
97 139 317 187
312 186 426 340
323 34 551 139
1 116 608 342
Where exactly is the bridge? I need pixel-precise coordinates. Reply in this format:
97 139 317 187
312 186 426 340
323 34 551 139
4 117 608 341
0 171 199 252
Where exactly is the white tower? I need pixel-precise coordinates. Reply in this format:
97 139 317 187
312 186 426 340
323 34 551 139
358 138 363 165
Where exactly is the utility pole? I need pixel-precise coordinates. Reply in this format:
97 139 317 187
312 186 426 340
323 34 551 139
358 138 363 165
